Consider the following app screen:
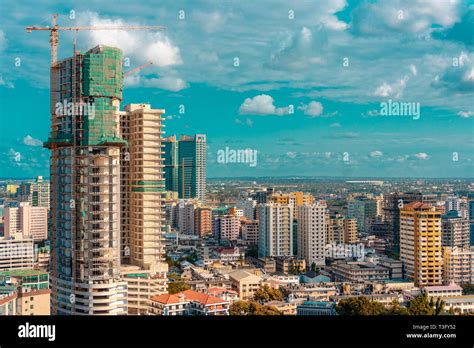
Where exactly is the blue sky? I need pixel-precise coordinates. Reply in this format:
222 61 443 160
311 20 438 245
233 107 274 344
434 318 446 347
0 0 473 178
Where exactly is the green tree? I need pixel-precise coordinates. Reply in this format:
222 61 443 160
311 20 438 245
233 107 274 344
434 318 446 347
310 262 317 272
253 285 284 303
230 300 280 315
168 281 190 294
336 296 388 315
389 299 409 315
407 293 434 315
461 284 474 295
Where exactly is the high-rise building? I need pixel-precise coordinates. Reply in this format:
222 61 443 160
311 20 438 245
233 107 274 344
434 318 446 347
347 197 377 234
443 247 474 285
241 219 259 245
297 202 327 268
469 198 474 246
213 214 240 241
400 202 442 287
194 207 212 237
45 45 127 315
269 191 314 220
177 199 199 234
327 214 358 245
4 202 48 241
120 104 167 269
19 176 50 209
445 196 463 216
258 203 293 258
343 218 358 244
119 103 168 315
383 192 423 253
251 188 274 204
441 211 470 248
236 198 257 220
163 134 206 200
163 135 179 193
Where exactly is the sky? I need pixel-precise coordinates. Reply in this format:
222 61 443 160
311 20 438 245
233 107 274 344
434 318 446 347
0 0 473 179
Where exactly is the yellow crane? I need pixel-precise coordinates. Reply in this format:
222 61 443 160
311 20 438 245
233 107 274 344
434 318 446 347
26 14 166 65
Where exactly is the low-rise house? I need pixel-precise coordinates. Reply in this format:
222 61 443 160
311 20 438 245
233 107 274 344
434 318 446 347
212 247 242 263
331 261 390 282
284 284 337 301
424 284 463 299
148 293 190 316
266 300 297 315
228 270 262 300
207 287 239 303
443 295 474 314
331 293 403 307
300 271 331 284
149 289 230 316
296 301 337 316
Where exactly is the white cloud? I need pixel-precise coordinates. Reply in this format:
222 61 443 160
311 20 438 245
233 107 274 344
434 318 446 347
239 94 289 116
373 65 416 98
457 111 474 118
81 12 182 67
23 135 42 147
413 152 429 160
352 0 461 35
374 83 394 97
298 101 324 117
370 150 383 158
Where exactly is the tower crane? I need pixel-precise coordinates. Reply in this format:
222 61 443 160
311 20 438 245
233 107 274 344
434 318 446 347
26 14 166 65
124 61 154 77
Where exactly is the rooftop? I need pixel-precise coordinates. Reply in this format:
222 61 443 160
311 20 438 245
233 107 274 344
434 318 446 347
0 269 46 277
424 284 463 292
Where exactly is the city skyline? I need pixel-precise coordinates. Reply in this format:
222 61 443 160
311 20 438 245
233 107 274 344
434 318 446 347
0 0 473 179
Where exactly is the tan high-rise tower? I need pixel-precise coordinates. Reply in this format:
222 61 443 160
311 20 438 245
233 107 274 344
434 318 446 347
400 202 442 287
119 104 168 315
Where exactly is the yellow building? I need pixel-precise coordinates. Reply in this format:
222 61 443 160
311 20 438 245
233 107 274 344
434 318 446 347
400 202 442 287
343 218 358 244
269 191 314 219
228 270 262 300
16 289 51 315
6 184 19 195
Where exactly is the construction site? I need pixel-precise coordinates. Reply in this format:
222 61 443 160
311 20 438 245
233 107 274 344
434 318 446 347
29 15 169 315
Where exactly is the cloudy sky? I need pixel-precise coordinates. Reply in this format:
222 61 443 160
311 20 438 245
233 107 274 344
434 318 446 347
0 0 473 178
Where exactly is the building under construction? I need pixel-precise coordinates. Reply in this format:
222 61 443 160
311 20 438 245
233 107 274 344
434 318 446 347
45 44 169 315
45 45 127 315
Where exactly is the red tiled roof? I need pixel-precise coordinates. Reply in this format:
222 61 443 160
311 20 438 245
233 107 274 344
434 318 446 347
180 289 228 305
150 293 186 305
208 287 238 296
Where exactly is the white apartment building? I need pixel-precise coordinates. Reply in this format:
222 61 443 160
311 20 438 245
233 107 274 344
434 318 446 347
258 203 294 258
297 202 328 268
4 202 48 241
443 247 474 285
0 238 35 270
